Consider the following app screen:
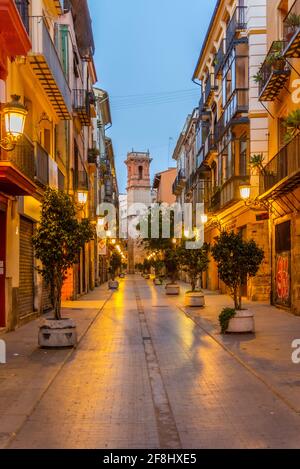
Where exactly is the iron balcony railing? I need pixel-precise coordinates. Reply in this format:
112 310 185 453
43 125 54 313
204 73 217 104
15 0 30 34
226 6 247 51
283 0 300 58
0 135 35 181
209 187 221 213
29 16 72 116
73 89 91 125
204 133 217 159
215 89 248 141
260 133 300 194
214 39 225 77
221 175 250 208
258 41 290 101
185 172 196 194
35 142 49 186
172 169 186 195
74 170 89 191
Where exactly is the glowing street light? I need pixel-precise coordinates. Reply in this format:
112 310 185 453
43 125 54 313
240 184 251 201
0 95 28 151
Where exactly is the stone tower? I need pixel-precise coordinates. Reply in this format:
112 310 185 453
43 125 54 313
125 151 152 273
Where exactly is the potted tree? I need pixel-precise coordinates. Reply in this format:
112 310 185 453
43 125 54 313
142 259 151 279
266 41 285 71
179 244 209 307
152 259 165 285
33 188 94 348
108 251 122 289
165 247 181 295
119 262 127 278
211 231 264 333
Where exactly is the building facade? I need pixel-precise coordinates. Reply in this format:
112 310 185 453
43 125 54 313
257 0 300 314
125 151 152 273
152 168 177 205
0 0 118 330
173 0 272 301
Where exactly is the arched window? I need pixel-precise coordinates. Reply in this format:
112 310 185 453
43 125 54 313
138 166 143 180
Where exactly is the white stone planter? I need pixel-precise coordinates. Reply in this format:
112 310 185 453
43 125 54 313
119 273 125 278
109 280 119 290
39 318 77 348
227 310 255 333
184 291 205 307
165 284 180 295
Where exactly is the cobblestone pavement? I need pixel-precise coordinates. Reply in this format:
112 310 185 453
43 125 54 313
3 276 300 448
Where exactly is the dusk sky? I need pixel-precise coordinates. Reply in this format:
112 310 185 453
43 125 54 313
88 0 217 193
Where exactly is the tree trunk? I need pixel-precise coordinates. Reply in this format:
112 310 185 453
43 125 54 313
191 279 196 292
233 287 239 310
54 275 63 320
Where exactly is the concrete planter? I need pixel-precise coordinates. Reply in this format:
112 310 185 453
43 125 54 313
227 310 255 333
108 280 119 290
165 284 180 295
184 291 205 307
39 318 77 348
119 273 125 278
154 277 163 285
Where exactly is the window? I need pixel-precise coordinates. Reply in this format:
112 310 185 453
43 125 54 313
138 166 143 180
239 138 248 176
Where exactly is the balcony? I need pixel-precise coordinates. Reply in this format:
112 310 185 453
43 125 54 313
215 89 248 142
226 6 247 51
220 175 250 208
0 135 36 195
259 133 300 198
214 40 225 77
283 0 300 58
28 16 72 119
209 188 221 213
204 73 217 105
185 172 196 195
172 169 186 196
73 90 93 126
74 169 89 191
258 41 290 102
203 133 217 159
35 142 49 187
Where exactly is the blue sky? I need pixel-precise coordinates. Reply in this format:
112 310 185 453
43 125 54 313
88 0 216 193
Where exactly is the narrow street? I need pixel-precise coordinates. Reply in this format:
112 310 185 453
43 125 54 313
6 275 300 449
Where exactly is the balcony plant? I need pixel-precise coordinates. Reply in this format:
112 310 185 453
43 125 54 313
33 188 94 347
284 109 300 143
266 42 285 70
88 148 100 164
108 251 122 289
285 13 300 42
179 243 210 307
253 70 263 84
211 231 264 333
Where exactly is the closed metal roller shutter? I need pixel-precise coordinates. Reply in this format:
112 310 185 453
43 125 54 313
19 217 34 318
42 279 53 312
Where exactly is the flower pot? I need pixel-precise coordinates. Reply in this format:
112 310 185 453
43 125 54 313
39 318 77 348
165 283 180 295
226 310 255 333
108 280 119 290
184 291 205 307
272 59 285 71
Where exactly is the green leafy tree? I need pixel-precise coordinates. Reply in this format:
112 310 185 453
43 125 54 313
211 231 264 310
109 251 122 280
164 247 181 284
142 258 151 275
32 188 94 320
179 244 210 292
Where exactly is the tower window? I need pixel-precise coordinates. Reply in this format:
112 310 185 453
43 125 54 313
138 166 143 180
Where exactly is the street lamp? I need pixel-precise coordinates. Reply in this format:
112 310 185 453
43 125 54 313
239 184 251 201
77 191 88 206
0 95 27 151
201 214 208 224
